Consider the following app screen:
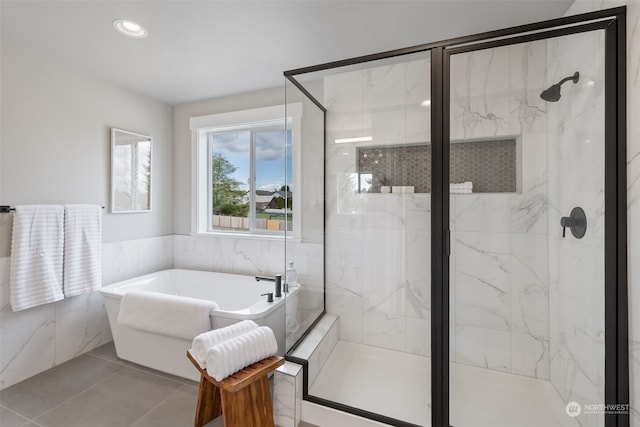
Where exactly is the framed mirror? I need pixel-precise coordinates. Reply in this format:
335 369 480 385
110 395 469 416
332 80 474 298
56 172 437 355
111 128 152 213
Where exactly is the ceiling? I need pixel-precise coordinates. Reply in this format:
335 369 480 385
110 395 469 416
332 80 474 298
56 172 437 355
1 0 575 106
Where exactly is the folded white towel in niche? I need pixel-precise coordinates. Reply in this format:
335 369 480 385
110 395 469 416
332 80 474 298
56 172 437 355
117 290 219 340
450 181 473 194
191 320 259 367
9 205 65 311
205 326 278 382
63 204 102 297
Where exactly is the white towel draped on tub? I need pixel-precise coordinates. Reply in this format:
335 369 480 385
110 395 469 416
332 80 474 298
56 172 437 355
9 205 65 311
117 290 219 340
191 320 259 366
205 326 278 381
63 204 102 297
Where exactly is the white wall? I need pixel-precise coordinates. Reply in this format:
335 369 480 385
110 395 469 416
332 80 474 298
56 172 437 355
0 39 175 389
1 41 174 247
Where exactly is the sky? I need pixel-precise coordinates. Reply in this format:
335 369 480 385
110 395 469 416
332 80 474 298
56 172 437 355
210 129 292 193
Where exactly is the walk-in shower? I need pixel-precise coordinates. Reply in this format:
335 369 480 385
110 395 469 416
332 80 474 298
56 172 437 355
284 7 627 427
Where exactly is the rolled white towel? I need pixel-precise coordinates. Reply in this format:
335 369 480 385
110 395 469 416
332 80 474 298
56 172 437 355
205 326 278 382
450 181 473 189
191 320 259 367
450 181 473 193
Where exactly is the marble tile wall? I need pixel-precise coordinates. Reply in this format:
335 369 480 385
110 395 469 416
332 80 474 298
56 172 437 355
451 194 550 379
0 235 174 390
323 43 551 380
289 314 339 387
546 29 607 427
274 361 303 427
173 233 324 352
324 57 433 359
449 39 551 380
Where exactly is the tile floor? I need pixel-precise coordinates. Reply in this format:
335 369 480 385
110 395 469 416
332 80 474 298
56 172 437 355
0 342 318 427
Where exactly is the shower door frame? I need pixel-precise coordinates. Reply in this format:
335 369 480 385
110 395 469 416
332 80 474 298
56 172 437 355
434 11 628 427
283 6 628 427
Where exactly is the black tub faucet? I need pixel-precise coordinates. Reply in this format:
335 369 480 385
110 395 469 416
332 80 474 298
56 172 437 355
255 274 282 298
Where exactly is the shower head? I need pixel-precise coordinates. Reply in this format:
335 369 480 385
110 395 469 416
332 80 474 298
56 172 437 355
540 71 580 102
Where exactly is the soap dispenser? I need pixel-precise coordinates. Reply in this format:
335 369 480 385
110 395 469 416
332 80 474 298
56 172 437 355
286 261 298 288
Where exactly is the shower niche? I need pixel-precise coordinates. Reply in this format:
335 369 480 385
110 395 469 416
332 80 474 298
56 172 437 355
356 138 518 194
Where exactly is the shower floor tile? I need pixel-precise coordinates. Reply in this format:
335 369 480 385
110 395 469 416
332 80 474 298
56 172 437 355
309 340 580 427
310 341 430 426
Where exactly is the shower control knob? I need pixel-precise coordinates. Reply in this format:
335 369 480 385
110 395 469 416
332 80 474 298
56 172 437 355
560 207 587 239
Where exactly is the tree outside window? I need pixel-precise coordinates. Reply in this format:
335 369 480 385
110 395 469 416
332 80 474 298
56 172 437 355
208 125 292 233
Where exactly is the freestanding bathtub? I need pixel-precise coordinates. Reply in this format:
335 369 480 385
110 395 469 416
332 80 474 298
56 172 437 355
100 269 291 381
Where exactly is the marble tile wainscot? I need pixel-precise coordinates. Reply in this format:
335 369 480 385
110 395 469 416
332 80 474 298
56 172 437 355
0 235 174 390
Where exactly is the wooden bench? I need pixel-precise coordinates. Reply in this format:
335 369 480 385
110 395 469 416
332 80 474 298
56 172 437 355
187 351 284 427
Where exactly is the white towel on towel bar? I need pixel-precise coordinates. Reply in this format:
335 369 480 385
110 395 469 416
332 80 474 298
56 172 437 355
191 320 259 367
63 204 102 297
205 326 278 381
117 290 219 340
9 205 65 311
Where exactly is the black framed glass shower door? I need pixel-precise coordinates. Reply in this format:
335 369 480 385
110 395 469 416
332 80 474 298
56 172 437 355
284 7 628 427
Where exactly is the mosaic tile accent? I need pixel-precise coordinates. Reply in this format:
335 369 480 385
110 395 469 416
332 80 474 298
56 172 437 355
357 139 516 193
358 145 431 193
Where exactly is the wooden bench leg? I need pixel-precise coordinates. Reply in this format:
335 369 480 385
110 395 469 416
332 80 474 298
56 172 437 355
194 374 222 427
220 374 274 427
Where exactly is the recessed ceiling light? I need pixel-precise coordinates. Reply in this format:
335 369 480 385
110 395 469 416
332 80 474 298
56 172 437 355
421 99 431 107
113 19 148 38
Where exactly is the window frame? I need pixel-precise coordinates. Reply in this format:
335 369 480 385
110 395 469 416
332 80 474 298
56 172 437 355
190 104 302 239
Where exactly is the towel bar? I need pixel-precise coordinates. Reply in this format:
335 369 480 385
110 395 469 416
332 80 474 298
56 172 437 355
0 205 105 213
187 350 284 427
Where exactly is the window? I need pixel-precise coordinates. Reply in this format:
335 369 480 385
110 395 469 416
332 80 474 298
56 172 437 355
191 104 301 237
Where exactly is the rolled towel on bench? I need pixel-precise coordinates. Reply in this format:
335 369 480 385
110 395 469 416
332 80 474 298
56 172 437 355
205 326 278 381
191 319 259 366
